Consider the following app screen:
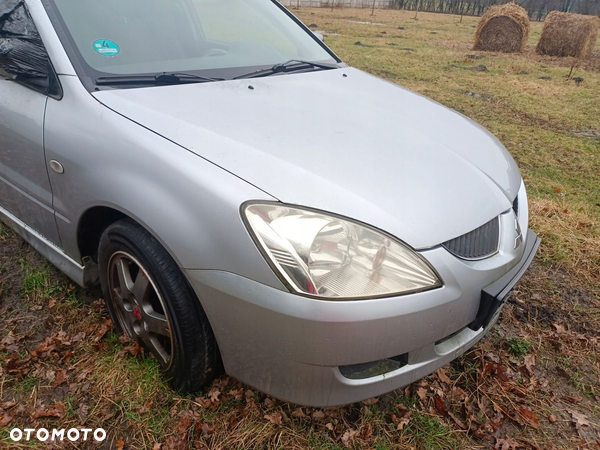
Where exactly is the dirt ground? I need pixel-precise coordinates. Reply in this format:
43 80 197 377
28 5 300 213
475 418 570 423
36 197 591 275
1 7 600 450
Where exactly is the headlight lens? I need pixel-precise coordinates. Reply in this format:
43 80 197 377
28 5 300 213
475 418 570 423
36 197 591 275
244 203 442 299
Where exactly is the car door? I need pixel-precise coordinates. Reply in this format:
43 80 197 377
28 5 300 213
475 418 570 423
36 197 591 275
0 0 61 244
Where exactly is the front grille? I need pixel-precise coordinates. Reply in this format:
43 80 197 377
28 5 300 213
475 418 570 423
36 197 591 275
442 217 500 260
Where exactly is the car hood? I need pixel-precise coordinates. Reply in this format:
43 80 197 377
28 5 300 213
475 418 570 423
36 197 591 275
93 68 521 249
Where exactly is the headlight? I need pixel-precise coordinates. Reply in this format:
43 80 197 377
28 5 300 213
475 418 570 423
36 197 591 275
243 203 442 299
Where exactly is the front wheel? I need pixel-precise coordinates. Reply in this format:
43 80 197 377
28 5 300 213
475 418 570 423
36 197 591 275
98 219 220 392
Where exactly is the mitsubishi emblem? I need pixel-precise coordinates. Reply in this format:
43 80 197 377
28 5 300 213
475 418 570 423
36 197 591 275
514 216 523 249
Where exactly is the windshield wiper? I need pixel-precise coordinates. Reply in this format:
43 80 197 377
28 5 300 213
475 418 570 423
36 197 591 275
95 72 225 86
233 60 339 80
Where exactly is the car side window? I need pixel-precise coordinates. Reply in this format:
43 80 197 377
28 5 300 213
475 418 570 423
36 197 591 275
0 0 60 97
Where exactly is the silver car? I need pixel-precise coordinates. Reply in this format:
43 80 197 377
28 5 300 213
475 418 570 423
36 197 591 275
0 0 539 406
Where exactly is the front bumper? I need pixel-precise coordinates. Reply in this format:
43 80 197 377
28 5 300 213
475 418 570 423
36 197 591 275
185 229 540 407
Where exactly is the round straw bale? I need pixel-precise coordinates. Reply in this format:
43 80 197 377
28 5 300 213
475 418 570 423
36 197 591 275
536 11 600 59
474 3 530 53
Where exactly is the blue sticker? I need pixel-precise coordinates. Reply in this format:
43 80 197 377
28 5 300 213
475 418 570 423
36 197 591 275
93 39 120 56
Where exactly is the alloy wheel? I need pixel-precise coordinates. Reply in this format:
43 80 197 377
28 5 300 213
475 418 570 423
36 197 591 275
107 251 173 369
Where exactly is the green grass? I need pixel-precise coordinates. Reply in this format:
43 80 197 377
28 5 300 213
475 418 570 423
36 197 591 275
570 371 595 398
93 343 175 439
0 222 8 240
20 259 50 294
508 337 532 358
14 375 38 394
402 413 464 450
64 395 78 420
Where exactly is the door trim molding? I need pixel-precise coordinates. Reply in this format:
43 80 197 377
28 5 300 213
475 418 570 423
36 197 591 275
0 204 97 287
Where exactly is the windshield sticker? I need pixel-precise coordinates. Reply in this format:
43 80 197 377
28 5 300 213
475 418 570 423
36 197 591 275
93 39 120 56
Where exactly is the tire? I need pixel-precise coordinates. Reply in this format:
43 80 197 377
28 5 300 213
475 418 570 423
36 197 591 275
98 218 220 393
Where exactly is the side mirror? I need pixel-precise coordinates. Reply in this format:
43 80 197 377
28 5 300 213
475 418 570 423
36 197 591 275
0 2 49 79
313 31 324 42
0 38 49 79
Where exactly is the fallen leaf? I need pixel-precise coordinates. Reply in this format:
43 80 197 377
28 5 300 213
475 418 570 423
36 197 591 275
485 352 500 363
229 388 243 401
484 363 509 382
416 387 427 403
45 369 56 383
450 386 467 401
0 413 13 427
77 403 89 423
125 342 144 358
495 435 522 450
52 369 67 388
199 422 213 437
341 429 358 448
523 354 535 375
396 417 410 430
568 409 591 429
562 395 583 404
48 298 56 309
1 334 16 347
95 320 113 342
5 355 31 377
519 407 539 429
292 408 307 418
1 401 16 410
139 400 153 414
72 332 86 343
325 422 334 431
264 412 283 427
194 397 212 408
31 402 66 419
548 414 557 423
312 410 325 420
553 323 566 334
448 411 466 429
176 412 194 434
360 422 373 440
208 388 221 403
491 411 506 430
116 438 125 450
361 397 378 406
436 367 452 384
434 394 447 416
152 444 161 450
554 188 562 194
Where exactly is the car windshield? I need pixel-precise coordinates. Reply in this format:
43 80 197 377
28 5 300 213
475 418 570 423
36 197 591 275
47 0 337 83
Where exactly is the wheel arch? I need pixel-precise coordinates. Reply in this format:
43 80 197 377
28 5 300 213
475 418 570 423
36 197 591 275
77 206 128 262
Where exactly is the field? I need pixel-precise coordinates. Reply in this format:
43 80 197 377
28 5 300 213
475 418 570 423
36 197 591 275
1 7 599 450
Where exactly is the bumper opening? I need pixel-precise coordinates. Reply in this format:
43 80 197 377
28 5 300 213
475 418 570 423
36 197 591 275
469 230 541 331
339 353 408 380
435 327 466 346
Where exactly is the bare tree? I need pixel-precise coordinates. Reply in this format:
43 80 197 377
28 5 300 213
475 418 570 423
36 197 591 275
389 0 600 19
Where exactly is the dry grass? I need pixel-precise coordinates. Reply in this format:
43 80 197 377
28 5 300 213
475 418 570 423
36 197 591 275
537 11 600 59
529 198 600 282
474 3 530 53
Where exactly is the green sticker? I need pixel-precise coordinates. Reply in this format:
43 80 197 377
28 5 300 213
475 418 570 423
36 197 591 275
93 39 120 56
